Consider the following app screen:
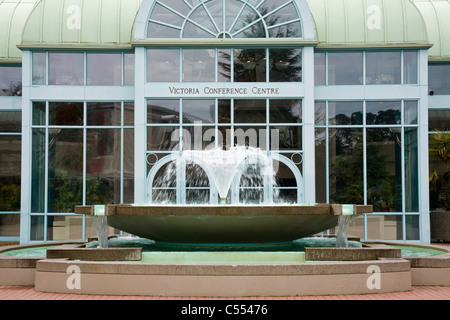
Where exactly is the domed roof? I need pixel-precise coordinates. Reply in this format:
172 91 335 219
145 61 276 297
1 0 450 62
20 0 142 50
307 0 429 48
0 0 38 63
413 0 450 61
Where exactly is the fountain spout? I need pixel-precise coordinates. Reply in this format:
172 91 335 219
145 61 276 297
336 205 355 248
94 205 109 248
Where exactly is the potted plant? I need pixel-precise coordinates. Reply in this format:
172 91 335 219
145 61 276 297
429 130 450 242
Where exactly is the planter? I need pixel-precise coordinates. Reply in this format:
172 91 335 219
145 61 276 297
430 211 450 242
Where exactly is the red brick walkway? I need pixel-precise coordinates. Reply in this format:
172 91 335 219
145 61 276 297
0 285 449 300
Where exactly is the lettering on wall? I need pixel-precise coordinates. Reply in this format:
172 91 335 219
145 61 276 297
167 86 281 96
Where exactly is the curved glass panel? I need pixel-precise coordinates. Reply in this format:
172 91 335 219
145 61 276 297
230 5 262 35
151 4 185 27
146 0 302 39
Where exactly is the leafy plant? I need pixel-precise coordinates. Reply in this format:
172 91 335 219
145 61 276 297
429 130 450 210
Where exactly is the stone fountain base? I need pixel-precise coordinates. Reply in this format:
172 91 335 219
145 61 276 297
2 242 449 296
75 204 373 243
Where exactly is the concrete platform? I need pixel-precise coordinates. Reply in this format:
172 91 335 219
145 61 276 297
33 258 412 297
1 241 449 297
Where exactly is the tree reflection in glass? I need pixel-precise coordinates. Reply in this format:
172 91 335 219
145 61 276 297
48 129 83 212
269 49 302 82
234 49 266 82
329 129 364 205
366 101 401 125
367 128 402 212
0 66 22 96
218 49 231 82
328 102 363 125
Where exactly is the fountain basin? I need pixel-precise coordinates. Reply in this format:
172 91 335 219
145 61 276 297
75 204 373 243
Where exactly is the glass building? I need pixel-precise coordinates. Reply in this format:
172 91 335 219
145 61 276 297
0 0 449 244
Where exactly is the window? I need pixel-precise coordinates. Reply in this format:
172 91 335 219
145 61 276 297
315 101 419 240
147 49 180 82
328 52 363 85
269 49 302 82
33 52 135 86
314 52 326 86
429 65 450 95
147 0 303 39
328 101 363 125
183 49 215 82
87 53 122 86
147 48 302 83
0 111 21 239
429 110 450 131
403 51 418 85
316 51 418 86
0 65 21 96
366 52 401 85
366 101 401 125
30 101 134 240
49 53 84 85
32 53 46 85
429 110 450 212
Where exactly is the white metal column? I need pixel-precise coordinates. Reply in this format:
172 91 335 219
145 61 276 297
19 50 32 244
418 49 431 244
134 46 147 205
302 46 316 204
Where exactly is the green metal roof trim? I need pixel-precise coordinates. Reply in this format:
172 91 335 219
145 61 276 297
0 0 38 63
1 0 449 59
413 0 450 61
307 0 429 49
20 0 143 49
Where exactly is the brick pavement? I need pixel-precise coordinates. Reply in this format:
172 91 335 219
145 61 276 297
0 285 449 300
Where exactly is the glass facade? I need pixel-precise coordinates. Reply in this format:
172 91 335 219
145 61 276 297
315 99 420 241
0 111 21 239
429 110 450 214
315 51 418 86
29 101 134 241
0 0 445 244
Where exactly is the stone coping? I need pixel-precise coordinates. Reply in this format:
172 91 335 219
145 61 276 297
46 245 143 261
2 241 449 269
36 258 410 276
392 243 450 268
0 242 71 268
75 204 374 217
305 244 402 261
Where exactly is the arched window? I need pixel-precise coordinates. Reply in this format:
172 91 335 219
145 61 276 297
146 0 303 39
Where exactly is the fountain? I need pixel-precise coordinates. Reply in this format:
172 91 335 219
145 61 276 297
180 146 276 204
78 146 372 245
